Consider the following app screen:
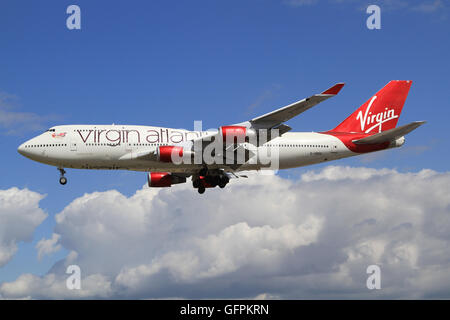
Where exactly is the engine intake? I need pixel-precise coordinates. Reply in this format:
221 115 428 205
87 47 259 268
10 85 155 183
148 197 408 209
147 172 186 187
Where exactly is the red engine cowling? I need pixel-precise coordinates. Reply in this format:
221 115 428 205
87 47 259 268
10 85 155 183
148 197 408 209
147 172 186 187
220 126 246 143
220 126 256 144
157 146 184 163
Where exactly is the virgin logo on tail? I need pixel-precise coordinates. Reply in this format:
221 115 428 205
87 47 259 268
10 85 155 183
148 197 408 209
356 96 398 133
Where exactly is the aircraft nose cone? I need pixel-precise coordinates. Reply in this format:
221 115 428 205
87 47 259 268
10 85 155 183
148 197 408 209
17 142 32 158
17 143 26 156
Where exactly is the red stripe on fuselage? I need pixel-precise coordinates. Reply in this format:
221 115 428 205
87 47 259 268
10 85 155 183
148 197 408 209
321 131 390 153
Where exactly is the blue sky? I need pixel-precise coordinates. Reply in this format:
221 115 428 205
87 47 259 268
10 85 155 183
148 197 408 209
0 0 449 298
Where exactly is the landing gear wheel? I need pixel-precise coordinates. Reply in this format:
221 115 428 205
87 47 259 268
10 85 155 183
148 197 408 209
218 176 229 188
58 168 67 185
193 179 200 189
198 186 205 194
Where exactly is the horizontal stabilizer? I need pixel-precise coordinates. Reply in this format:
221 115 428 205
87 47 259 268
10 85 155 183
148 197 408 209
353 121 426 144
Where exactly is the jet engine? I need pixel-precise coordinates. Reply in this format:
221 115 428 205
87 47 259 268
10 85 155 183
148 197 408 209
156 146 194 163
147 172 186 187
220 126 256 144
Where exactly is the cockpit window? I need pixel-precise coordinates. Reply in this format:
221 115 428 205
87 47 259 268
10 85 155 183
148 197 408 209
46 129 56 132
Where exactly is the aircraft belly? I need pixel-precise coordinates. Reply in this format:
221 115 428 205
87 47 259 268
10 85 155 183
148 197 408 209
278 148 307 169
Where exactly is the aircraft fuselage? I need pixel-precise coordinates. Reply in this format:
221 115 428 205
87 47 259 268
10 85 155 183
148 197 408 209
17 124 398 173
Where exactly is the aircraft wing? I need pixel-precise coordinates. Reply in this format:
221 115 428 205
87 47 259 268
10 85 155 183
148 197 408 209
243 82 345 129
189 82 345 147
352 121 426 144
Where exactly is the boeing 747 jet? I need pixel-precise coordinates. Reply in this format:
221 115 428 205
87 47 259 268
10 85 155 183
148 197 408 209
18 80 425 194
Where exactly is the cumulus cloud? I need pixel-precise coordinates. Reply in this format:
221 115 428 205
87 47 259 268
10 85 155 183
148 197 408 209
300 165 397 182
0 188 47 267
36 234 62 261
0 273 112 299
1 166 450 299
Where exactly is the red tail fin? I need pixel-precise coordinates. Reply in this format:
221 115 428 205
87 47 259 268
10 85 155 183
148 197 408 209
333 80 412 133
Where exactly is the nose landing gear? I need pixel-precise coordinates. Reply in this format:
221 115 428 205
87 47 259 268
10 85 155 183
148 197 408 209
58 168 67 185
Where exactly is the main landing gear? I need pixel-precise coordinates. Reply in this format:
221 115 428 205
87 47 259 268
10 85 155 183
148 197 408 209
58 168 67 185
192 174 230 194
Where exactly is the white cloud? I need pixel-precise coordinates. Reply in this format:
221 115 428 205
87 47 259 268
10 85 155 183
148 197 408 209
1 166 450 299
0 273 112 299
36 234 62 261
115 218 322 290
0 91 60 135
0 188 47 267
300 165 397 182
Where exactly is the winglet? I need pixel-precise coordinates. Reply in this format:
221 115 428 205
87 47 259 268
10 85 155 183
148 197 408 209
321 83 345 95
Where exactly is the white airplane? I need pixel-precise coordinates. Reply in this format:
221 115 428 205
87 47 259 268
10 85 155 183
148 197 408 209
18 80 425 194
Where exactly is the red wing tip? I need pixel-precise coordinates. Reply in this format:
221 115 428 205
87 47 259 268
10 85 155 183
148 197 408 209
321 83 345 95
390 80 413 84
